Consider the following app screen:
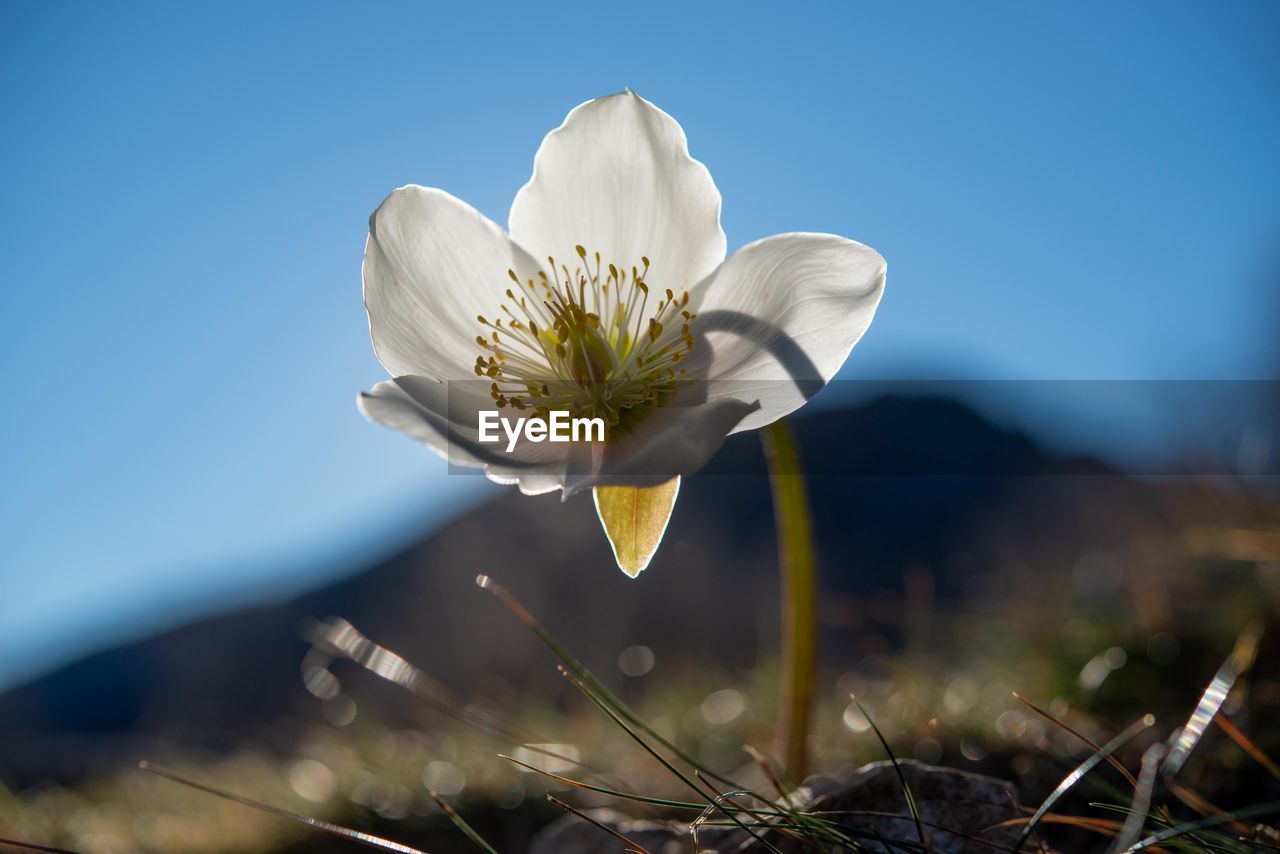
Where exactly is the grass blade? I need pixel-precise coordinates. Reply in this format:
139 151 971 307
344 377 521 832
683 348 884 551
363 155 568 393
1013 692 1141 790
476 575 748 792
993 813 1126 838
554 665 712 802
479 573 857 847
427 792 498 853
1124 801 1280 852
811 809 1020 851
554 666 786 854
1163 622 1263 779
307 618 583 771
0 838 81 854
693 770 821 852
849 696 929 849
1109 743 1164 853
547 795 652 854
1163 777 1253 837
499 754 705 811
1012 714 1154 853
138 761 430 854
1214 715 1280 783
743 743 790 804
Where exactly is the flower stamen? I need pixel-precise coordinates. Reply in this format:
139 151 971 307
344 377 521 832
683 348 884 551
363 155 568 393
477 249 696 429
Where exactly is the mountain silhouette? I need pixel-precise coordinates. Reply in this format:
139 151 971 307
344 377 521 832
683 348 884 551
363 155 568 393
0 395 1168 788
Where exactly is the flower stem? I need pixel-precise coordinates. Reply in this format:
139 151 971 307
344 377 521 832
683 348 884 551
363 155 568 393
760 417 818 782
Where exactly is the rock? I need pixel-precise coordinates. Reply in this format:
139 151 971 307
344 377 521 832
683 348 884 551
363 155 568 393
530 759 1031 853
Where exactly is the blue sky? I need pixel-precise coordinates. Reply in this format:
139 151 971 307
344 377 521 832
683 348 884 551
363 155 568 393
1 1 1277 688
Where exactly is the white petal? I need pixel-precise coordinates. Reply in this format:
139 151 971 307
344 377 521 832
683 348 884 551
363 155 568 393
560 397 759 497
509 91 726 295
359 377 757 499
689 233 886 432
364 186 540 379
358 377 568 496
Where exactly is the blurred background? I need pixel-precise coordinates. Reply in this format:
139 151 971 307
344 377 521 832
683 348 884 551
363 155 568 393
1 2 1277 851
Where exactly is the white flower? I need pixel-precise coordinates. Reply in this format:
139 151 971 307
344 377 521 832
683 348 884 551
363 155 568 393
359 91 885 503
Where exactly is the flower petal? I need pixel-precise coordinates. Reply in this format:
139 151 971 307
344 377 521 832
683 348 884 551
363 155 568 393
359 376 757 499
364 186 540 379
358 377 568 496
509 91 726 294
560 396 759 497
690 233 886 432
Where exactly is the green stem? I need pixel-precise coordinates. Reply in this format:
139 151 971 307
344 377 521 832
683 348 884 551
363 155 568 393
760 418 818 783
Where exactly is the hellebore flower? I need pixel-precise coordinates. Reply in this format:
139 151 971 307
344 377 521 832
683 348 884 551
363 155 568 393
359 91 885 575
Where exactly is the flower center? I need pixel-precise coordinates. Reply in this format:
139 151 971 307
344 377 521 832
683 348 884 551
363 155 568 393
474 245 696 428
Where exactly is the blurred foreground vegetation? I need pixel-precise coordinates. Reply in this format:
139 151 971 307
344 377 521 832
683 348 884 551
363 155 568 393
2 491 1278 852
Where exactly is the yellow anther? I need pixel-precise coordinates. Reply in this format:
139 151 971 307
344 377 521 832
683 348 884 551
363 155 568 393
478 245 695 424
